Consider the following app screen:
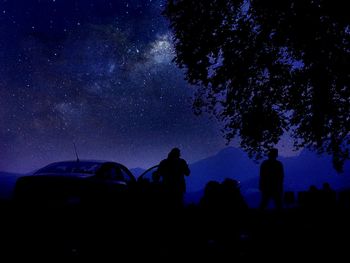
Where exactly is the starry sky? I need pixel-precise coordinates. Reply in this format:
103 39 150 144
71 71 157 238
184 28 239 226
0 0 297 173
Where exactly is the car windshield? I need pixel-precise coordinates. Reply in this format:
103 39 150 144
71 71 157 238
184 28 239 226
34 162 102 175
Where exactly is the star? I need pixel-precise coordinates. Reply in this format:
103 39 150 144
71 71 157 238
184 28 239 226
0 0 227 173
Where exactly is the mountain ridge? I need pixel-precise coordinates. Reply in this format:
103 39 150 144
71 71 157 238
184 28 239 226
2 147 350 202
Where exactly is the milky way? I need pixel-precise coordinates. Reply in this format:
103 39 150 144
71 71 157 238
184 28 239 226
0 0 228 172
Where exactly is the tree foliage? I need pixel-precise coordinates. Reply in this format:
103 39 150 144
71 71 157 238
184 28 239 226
164 0 350 171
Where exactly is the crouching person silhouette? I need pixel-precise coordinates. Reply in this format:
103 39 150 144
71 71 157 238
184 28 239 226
259 148 284 211
156 148 190 209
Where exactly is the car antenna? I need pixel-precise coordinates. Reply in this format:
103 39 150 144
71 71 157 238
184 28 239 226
73 142 80 162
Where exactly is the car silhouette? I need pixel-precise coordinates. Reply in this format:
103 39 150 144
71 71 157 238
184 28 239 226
137 165 160 183
13 160 136 207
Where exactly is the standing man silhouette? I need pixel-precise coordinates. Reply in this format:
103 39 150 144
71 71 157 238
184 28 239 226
259 148 284 210
156 147 190 208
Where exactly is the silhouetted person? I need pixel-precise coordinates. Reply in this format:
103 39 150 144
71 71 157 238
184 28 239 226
221 178 248 213
259 148 284 210
200 180 221 212
199 180 222 241
156 147 190 208
321 182 336 209
200 179 248 247
220 178 248 245
307 185 319 206
284 191 295 208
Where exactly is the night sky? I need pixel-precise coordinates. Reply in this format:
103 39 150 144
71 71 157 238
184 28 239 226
0 0 295 173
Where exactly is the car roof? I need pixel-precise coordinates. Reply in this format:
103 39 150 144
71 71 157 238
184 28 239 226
42 160 112 165
33 160 128 176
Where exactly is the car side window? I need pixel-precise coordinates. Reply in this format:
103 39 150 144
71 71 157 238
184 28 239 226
138 165 160 183
119 166 134 183
96 163 134 183
109 166 125 181
96 164 114 179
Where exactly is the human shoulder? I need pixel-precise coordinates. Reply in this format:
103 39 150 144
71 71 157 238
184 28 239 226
160 158 167 163
159 159 168 167
179 158 189 166
261 159 269 166
179 158 188 163
276 159 283 166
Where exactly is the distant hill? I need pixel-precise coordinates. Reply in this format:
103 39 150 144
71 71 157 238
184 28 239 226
2 147 350 204
284 151 350 190
184 147 350 206
130 167 146 178
129 147 350 205
186 147 350 192
187 147 259 192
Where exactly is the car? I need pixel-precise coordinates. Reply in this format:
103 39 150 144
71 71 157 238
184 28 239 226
13 160 136 207
137 165 160 183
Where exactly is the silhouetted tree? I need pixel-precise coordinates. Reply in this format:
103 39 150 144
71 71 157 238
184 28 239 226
164 0 350 171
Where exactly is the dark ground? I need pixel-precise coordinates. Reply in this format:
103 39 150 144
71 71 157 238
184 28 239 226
0 199 349 262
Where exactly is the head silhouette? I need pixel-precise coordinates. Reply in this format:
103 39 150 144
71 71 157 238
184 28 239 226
268 148 278 160
222 178 240 190
168 147 181 159
322 182 331 190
